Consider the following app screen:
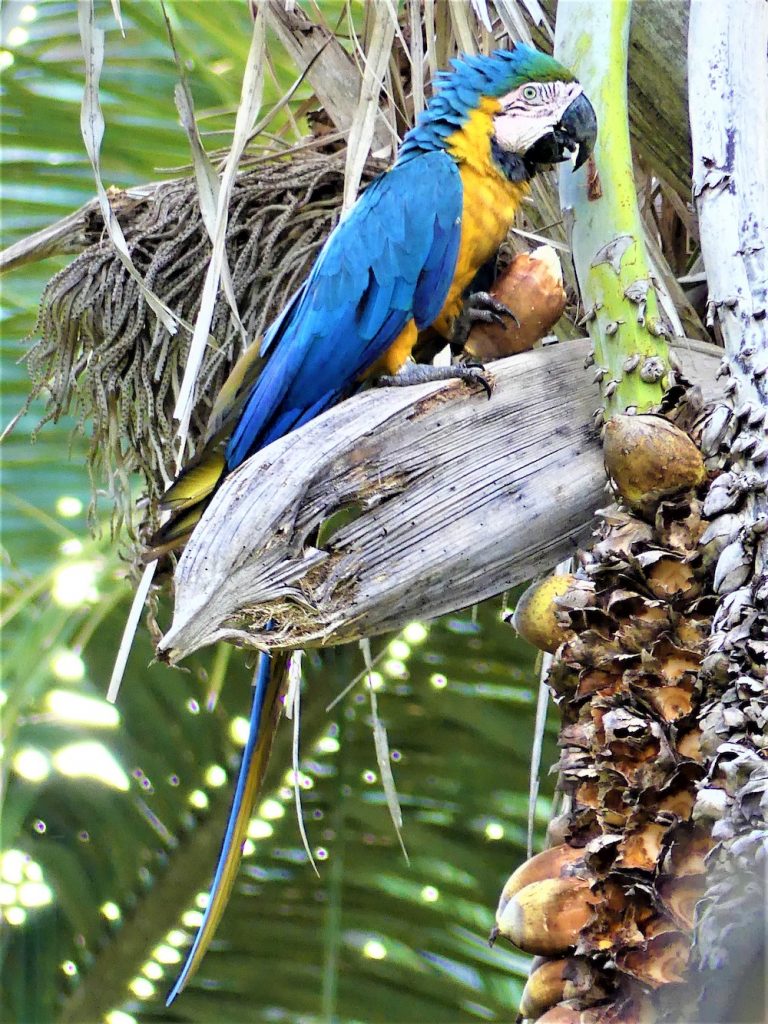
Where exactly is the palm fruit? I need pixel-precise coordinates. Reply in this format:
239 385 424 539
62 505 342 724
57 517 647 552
495 844 586 919
602 414 706 515
464 245 567 361
534 987 656 1024
495 877 597 956
519 958 599 1019
510 574 577 653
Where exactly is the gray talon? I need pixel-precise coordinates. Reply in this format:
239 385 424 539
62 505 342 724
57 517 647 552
452 363 493 398
376 361 493 398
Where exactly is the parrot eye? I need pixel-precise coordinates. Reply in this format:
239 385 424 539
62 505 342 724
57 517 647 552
522 85 539 101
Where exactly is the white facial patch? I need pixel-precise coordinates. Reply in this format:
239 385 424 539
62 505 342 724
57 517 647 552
493 80 584 155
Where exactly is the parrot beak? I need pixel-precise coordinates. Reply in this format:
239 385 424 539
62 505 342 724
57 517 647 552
558 91 598 170
523 91 597 172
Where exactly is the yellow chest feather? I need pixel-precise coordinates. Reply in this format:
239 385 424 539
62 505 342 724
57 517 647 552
434 101 529 337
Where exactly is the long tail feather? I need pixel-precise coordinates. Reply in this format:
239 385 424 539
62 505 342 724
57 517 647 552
159 451 227 514
167 649 289 1004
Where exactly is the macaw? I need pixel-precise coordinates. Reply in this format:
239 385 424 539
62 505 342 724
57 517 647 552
163 44 596 1003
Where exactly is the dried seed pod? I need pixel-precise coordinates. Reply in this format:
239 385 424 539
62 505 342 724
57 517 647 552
496 844 587 921
700 405 732 456
702 471 742 516
676 728 703 762
616 822 667 870
511 574 576 653
496 877 596 955
603 415 707 515
617 931 690 987
658 874 705 931
729 432 758 457
692 786 728 822
646 685 693 722
519 958 571 1018
646 558 697 599
464 246 567 361
699 513 742 559
713 538 754 593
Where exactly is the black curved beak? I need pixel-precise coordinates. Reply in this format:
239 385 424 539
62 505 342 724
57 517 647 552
523 91 597 172
560 91 598 169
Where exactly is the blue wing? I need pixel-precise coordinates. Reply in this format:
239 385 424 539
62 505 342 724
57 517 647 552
225 151 462 468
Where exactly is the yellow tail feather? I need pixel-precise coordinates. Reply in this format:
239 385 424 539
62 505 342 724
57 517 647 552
159 451 227 513
205 335 265 443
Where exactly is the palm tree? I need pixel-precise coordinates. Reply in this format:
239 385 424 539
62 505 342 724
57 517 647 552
1 2 764 1023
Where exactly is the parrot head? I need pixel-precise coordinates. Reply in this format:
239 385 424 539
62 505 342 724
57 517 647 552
403 45 597 179
491 76 597 173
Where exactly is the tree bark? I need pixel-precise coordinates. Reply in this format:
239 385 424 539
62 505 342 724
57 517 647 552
686 2 768 1019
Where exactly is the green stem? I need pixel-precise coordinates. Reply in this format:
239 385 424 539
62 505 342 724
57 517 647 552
555 0 671 416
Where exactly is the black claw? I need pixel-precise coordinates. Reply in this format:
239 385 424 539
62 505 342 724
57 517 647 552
456 364 493 398
467 290 520 328
468 307 506 327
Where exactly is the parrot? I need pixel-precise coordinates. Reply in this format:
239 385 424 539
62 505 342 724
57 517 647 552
162 44 596 1003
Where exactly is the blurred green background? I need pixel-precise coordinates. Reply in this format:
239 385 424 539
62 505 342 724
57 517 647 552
1 2 556 1021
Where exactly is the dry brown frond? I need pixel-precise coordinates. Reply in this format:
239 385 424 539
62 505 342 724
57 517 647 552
27 151 382 532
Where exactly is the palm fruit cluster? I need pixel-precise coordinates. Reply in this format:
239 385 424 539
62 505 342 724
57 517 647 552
502 403 725 1023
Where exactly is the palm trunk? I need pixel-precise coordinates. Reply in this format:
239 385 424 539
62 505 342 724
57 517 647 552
685 2 768 1019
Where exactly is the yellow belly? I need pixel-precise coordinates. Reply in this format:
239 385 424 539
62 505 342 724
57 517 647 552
367 320 418 377
373 169 526 376
433 165 528 338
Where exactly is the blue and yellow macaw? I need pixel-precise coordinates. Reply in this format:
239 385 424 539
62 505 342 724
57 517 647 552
163 44 596 1003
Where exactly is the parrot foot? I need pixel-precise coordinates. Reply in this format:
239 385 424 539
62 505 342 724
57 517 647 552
376 361 493 398
452 291 519 348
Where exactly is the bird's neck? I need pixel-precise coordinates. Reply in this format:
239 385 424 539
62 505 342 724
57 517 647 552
445 98 532 184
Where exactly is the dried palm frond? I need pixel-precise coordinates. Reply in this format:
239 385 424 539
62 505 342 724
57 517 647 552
26 150 381 530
